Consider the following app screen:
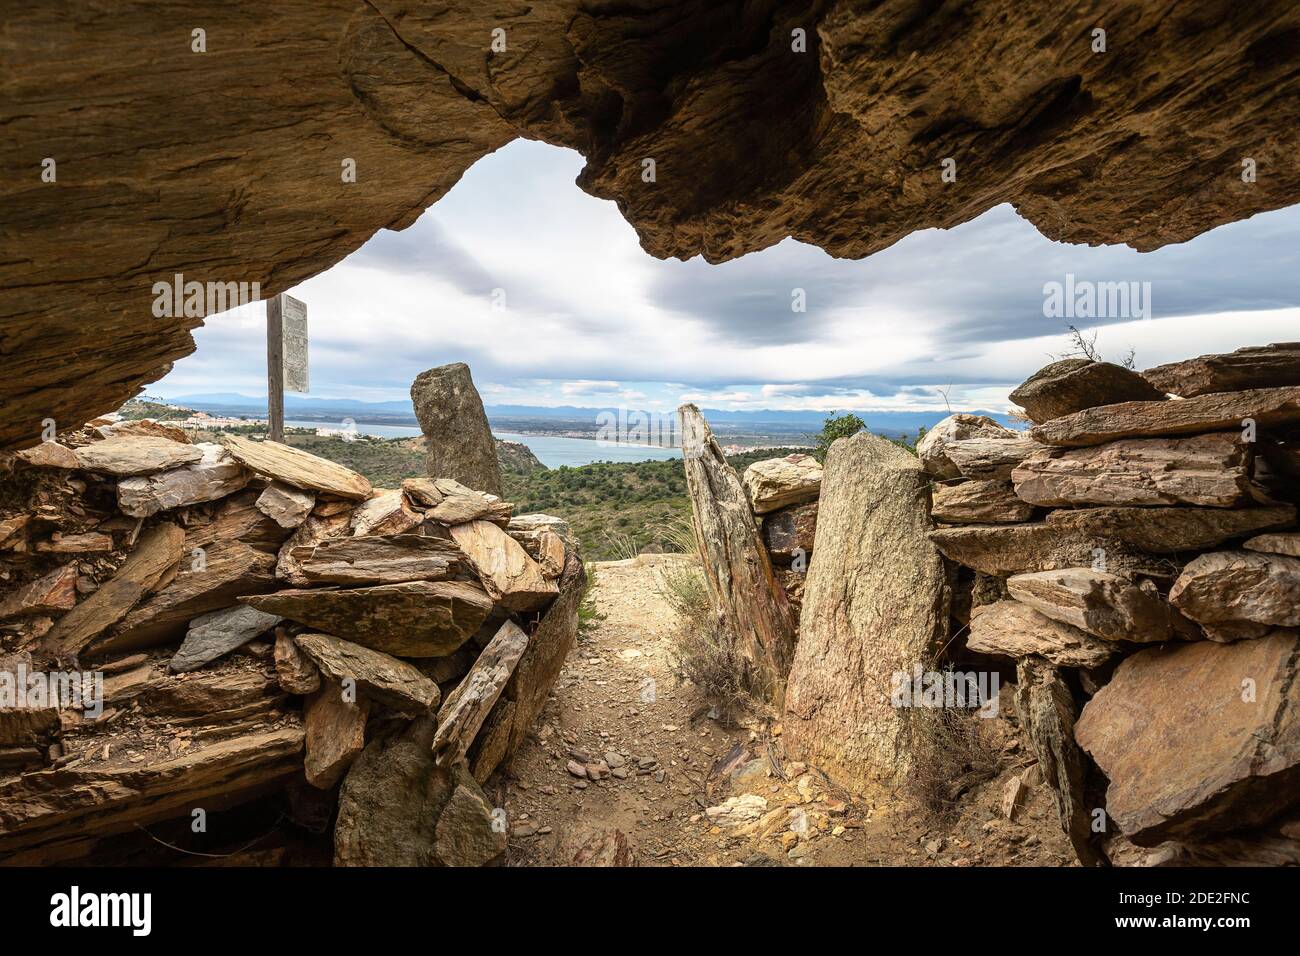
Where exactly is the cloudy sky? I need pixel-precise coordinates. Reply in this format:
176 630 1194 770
159 139 1300 414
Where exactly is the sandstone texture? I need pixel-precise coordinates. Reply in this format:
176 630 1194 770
1075 634 1300 845
0 397 580 867
1244 532 1300 558
1169 551 1300 638
1008 569 1174 643
7 3 1300 451
294 632 441 715
968 601 1115 669
932 480 1034 524
1031 387 1300 447
223 436 371 500
1011 432 1254 508
1143 343 1300 398
117 443 251 517
73 436 202 476
741 454 822 514
917 414 1016 480
244 581 493 658
1011 359 1166 423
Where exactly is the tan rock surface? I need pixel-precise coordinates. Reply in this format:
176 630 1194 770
273 630 320 696
1010 359 1166 423
1031 387 1300 447
1044 505 1296 553
1244 532 1300 558
304 680 370 790
0 564 78 619
255 482 315 529
117 442 251 517
1075 633 1300 845
294 631 441 715
1169 551 1300 634
433 620 529 767
1143 343 1300 398
968 601 1116 668
1012 432 1254 508
92 540 279 655
41 523 184 659
349 488 422 537
930 523 1171 578
223 436 371 500
275 510 352 586
5 3 1300 451
916 414 1017 480
932 480 1034 524
449 519 558 612
945 435 1042 480
15 442 78 469
1008 568 1174 642
741 454 822 514
294 533 462 586
73 436 202 476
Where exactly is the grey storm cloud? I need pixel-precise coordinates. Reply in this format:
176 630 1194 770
644 202 1300 353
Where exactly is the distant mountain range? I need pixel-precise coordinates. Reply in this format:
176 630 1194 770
162 393 1019 434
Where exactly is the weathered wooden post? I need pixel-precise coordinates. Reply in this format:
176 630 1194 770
266 293 309 443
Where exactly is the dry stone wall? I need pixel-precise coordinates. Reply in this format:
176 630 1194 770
931 343 1300 864
0 423 580 864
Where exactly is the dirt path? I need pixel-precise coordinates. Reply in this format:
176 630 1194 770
496 557 1076 867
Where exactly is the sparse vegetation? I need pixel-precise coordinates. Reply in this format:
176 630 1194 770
118 397 195 421
577 562 606 640
500 447 808 560
651 517 761 715
1061 324 1137 369
814 412 864 461
895 657 1005 821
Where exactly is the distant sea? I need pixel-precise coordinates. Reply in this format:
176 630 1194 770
283 420 681 468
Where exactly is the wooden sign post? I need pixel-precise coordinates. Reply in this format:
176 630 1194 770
266 293 309 443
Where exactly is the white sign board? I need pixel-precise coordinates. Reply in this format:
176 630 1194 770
279 294 309 393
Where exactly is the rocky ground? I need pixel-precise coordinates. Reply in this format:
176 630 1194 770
494 556 1075 867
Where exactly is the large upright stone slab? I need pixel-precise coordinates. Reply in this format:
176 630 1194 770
678 404 797 704
783 431 949 791
411 363 502 497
